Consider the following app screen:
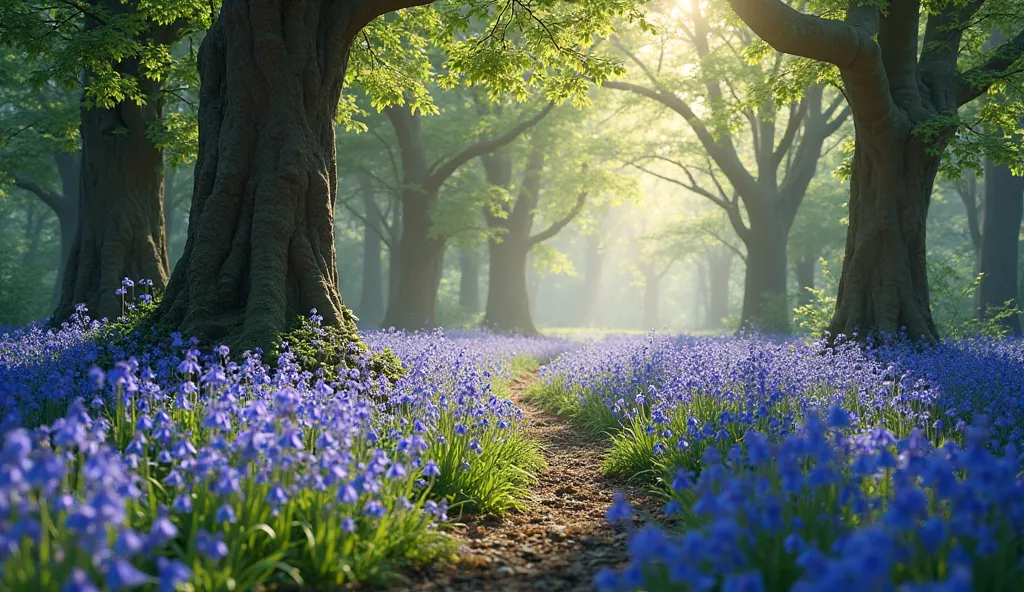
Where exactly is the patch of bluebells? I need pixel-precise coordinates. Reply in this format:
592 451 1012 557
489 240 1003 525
0 294 566 590
537 334 1024 590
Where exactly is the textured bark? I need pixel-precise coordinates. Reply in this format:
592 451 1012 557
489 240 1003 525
727 0 1024 340
155 1 384 350
707 246 733 328
580 233 604 327
459 250 482 314
56 5 173 322
358 190 386 327
829 120 939 341
795 255 816 308
977 159 1024 333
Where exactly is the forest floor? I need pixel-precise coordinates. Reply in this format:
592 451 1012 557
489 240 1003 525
405 372 657 592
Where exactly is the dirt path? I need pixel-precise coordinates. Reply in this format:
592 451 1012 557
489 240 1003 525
405 373 656 592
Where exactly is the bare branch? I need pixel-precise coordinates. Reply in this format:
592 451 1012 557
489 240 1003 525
530 190 587 245
425 102 555 189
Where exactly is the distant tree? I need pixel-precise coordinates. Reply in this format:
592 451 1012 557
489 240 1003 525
150 0 644 350
605 3 848 333
728 0 1024 340
1 1 211 321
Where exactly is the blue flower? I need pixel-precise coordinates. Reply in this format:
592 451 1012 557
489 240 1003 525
104 558 153 591
157 558 191 592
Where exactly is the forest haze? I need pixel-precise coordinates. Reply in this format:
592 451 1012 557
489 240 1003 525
1 0 1022 341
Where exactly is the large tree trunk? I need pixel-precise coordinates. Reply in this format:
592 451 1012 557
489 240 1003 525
381 190 446 329
57 10 171 321
977 159 1024 334
459 250 481 314
483 236 535 334
642 268 660 329
155 1 367 351
829 120 939 341
707 247 732 329
795 255 816 308
580 233 604 327
739 219 788 333
357 191 385 327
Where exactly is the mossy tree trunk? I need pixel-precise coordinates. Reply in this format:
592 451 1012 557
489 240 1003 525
57 4 177 321
156 0 432 350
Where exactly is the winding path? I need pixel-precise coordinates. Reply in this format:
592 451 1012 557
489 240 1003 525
407 372 654 592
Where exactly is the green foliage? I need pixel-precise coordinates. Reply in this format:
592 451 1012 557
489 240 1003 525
276 316 406 385
792 258 838 337
928 257 1022 339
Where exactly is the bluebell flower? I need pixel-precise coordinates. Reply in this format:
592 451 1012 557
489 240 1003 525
104 557 153 591
156 558 191 592
61 568 99 592
215 504 237 524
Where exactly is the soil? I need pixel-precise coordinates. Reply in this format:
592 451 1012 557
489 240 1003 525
402 372 658 592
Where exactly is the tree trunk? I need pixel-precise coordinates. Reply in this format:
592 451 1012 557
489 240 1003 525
977 159 1024 334
795 255 816 308
642 269 660 329
580 233 604 327
357 190 385 327
707 247 732 329
57 31 170 320
459 249 481 314
483 235 535 334
155 1 366 351
829 120 939 342
381 189 446 329
739 220 789 333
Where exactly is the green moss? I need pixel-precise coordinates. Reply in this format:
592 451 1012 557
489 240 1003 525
273 315 405 384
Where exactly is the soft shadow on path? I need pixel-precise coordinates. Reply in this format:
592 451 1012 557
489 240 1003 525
405 372 658 592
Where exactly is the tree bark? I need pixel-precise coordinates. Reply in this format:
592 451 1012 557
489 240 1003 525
459 249 481 314
155 1 387 350
580 232 604 327
357 189 385 327
977 159 1024 333
795 255 816 308
740 216 789 332
484 235 535 334
725 0 1024 341
829 121 939 341
56 5 173 322
707 246 732 328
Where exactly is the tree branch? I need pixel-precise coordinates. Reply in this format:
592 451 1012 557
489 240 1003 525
12 176 68 215
425 102 555 190
957 28 1024 106
529 190 587 245
603 80 760 197
772 100 808 168
727 0 896 124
